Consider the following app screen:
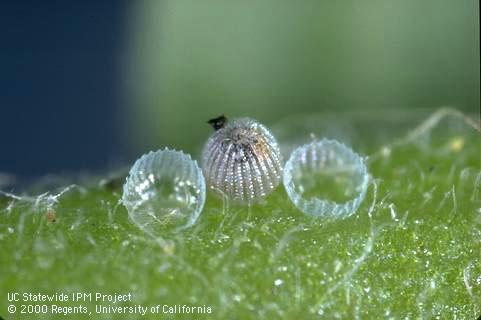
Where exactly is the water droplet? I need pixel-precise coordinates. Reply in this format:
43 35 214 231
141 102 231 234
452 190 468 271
274 279 284 286
122 149 205 234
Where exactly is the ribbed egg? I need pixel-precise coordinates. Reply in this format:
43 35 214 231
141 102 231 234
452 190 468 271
283 139 369 218
201 116 282 204
122 148 206 233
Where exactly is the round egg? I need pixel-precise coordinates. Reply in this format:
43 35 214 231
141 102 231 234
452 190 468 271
122 148 205 234
283 139 369 218
201 116 283 204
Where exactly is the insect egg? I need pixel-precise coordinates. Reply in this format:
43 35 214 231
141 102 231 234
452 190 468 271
201 116 283 204
122 148 206 234
283 139 369 218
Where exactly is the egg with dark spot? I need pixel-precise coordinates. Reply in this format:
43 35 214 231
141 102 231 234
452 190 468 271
202 116 282 204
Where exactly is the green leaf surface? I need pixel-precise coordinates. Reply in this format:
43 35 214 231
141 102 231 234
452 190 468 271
1 108 480 319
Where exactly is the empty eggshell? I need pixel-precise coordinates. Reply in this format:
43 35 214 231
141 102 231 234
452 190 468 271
122 148 205 233
283 139 369 218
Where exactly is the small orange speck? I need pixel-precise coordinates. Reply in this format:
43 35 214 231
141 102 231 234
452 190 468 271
46 210 56 223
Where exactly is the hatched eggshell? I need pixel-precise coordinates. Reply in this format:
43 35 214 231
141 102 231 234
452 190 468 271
122 148 205 233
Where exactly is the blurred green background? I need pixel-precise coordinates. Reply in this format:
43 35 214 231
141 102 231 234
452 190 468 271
123 0 479 158
1 0 478 183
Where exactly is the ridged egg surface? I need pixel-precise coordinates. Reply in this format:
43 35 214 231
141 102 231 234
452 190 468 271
122 148 205 233
202 118 282 204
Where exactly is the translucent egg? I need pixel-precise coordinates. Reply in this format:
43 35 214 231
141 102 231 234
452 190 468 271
201 116 282 204
283 139 369 218
122 149 206 233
